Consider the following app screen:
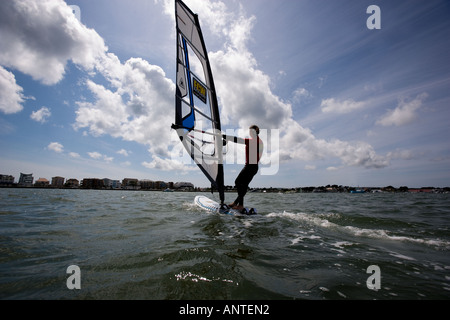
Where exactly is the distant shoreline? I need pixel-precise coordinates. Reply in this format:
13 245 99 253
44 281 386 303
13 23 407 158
1 185 449 194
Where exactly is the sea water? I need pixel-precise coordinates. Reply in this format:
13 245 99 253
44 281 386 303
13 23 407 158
0 188 449 300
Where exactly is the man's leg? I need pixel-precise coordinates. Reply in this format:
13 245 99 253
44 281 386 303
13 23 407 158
232 167 247 207
234 165 258 207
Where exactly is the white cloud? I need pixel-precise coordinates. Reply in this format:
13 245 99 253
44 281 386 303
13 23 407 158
212 48 293 129
142 156 196 172
292 87 311 103
279 119 389 169
69 152 80 158
117 149 131 157
330 139 389 169
0 0 107 85
74 57 175 158
87 151 113 163
30 107 51 123
0 66 24 114
74 80 128 137
103 156 114 163
47 142 64 153
377 93 428 127
321 98 366 114
87 151 102 160
0 0 176 169
204 8 292 130
386 149 421 161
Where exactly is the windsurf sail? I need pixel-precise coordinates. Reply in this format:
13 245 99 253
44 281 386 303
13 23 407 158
172 0 225 204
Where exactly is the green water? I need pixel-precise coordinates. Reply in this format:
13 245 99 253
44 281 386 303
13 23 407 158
1 188 449 300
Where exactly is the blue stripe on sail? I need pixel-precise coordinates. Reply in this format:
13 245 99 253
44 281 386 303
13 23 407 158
182 37 195 129
182 111 195 129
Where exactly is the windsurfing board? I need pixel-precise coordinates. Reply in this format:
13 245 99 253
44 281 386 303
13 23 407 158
194 195 257 216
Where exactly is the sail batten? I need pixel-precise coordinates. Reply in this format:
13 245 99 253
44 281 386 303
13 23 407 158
174 0 225 204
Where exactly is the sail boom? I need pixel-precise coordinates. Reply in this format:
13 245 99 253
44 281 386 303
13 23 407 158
172 124 223 138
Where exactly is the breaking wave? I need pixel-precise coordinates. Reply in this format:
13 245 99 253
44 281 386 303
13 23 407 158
267 211 450 249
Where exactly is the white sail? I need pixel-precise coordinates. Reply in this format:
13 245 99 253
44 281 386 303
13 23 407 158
173 0 224 203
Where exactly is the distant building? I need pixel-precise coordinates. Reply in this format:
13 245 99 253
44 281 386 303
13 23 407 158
52 176 65 188
154 181 167 189
82 178 104 189
35 177 50 187
122 178 140 190
103 178 112 188
409 188 434 193
140 180 154 190
382 186 396 192
0 174 15 186
174 182 194 190
111 180 121 189
102 178 121 189
65 179 80 188
19 173 33 187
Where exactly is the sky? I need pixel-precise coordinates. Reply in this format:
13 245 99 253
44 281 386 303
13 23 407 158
1 0 449 188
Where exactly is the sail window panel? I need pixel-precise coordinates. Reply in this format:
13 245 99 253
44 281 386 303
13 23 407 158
200 59 210 87
177 38 185 65
192 93 210 118
176 3 194 41
176 39 188 99
184 41 206 84
203 163 218 180
181 99 192 119
176 3 206 63
184 135 218 169
176 62 188 98
188 118 216 157
187 55 211 119
201 141 216 157
190 29 205 62
177 21 193 44
191 136 215 158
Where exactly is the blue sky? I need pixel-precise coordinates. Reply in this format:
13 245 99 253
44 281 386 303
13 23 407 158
1 0 449 188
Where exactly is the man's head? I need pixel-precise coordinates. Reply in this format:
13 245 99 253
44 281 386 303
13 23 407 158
249 125 259 138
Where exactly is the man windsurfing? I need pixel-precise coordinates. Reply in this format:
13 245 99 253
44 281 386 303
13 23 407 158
227 125 263 210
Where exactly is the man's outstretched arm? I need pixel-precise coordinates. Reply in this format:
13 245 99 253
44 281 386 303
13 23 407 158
222 134 245 145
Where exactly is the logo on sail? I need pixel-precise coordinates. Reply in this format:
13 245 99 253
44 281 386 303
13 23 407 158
193 77 207 103
178 77 185 90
